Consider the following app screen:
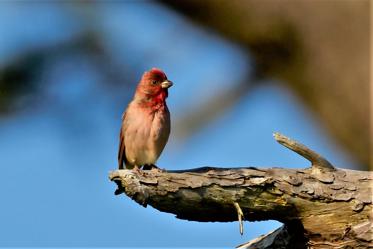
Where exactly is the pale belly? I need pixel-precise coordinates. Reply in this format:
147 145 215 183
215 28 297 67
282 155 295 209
124 107 170 167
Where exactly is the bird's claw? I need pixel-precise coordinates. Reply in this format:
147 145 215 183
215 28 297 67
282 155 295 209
132 165 165 176
132 166 146 176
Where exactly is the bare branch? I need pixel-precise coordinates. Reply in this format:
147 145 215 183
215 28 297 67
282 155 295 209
273 132 335 171
109 133 372 248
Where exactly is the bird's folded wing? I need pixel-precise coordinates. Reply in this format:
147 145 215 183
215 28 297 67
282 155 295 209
118 111 127 169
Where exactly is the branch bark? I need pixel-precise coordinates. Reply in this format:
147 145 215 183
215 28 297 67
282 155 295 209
109 133 372 248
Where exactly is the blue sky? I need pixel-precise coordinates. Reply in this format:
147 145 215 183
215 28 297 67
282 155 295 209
0 2 358 247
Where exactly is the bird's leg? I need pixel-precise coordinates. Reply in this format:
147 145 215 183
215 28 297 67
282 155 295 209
149 164 159 169
142 164 162 171
142 164 153 170
137 164 165 173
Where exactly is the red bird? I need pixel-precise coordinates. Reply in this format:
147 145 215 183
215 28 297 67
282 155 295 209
118 68 173 170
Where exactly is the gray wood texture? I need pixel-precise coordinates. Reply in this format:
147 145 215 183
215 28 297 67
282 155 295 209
110 133 372 248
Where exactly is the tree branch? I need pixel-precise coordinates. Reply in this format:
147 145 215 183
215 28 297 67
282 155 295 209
109 133 372 248
273 132 335 171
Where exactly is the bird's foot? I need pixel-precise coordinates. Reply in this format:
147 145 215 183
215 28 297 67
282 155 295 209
143 164 165 172
132 165 146 176
142 164 155 170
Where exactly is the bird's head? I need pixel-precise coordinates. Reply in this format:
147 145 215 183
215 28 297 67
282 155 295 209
135 68 173 103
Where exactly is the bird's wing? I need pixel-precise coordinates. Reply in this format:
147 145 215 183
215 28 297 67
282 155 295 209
118 111 128 169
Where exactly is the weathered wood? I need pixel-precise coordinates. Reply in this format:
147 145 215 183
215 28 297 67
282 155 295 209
273 132 335 171
109 134 372 248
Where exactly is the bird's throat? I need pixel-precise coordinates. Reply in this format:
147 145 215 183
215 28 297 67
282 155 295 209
153 89 168 104
138 89 168 109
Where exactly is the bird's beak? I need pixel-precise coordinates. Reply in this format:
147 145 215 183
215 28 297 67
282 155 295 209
161 80 173 89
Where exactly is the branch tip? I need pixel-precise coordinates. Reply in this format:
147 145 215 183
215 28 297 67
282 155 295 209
273 132 335 171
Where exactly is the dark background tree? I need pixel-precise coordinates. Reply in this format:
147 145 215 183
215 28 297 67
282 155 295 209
1 1 370 169
160 0 371 170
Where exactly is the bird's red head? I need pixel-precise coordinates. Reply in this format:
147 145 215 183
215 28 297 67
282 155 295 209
136 68 173 104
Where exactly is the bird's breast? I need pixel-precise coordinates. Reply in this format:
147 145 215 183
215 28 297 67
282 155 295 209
124 104 170 166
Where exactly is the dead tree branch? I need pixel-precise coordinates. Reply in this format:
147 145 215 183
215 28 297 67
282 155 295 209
110 133 372 248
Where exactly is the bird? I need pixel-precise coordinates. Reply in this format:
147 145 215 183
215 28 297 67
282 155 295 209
118 68 173 171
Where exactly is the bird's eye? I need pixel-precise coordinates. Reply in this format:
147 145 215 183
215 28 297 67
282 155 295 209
152 80 157 85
